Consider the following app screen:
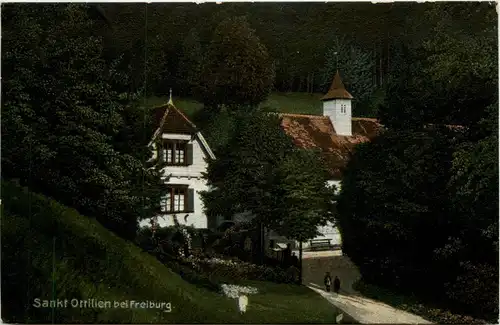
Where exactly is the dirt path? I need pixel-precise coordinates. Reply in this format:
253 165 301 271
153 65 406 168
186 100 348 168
302 253 432 324
302 253 361 295
308 284 431 324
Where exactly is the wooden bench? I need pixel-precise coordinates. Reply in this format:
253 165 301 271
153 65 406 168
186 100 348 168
309 239 331 251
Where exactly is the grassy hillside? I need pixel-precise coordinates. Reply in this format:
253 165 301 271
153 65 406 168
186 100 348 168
1 180 338 323
143 92 323 119
260 92 323 115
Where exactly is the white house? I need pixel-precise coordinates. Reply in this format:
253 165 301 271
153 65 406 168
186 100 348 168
139 93 216 230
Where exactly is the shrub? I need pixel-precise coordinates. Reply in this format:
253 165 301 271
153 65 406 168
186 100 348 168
443 261 499 319
165 259 221 292
182 255 296 284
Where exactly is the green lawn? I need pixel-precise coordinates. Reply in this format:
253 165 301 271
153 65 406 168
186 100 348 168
1 180 338 323
142 92 324 119
237 280 340 323
260 92 323 115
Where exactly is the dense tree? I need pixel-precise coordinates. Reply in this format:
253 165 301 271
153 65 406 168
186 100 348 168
337 129 455 290
437 103 499 317
337 2 498 319
177 28 204 96
379 2 497 131
196 16 275 112
377 44 431 130
201 110 294 220
422 3 497 135
200 110 334 241
272 149 336 241
2 3 164 240
16 2 487 98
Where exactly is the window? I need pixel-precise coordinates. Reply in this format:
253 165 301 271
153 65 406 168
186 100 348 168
160 140 192 166
164 142 174 163
160 186 194 214
340 104 347 114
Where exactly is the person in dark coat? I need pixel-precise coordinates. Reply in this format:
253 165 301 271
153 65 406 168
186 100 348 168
324 272 332 292
283 243 292 267
333 276 341 293
291 252 299 267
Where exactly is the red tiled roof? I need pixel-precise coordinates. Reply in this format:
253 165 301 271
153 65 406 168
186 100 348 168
279 113 382 179
321 70 353 101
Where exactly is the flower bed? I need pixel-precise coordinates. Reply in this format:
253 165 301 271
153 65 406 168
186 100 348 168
136 226 298 289
182 255 298 284
220 284 259 299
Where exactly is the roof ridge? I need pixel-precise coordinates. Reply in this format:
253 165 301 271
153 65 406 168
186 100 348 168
352 117 379 122
279 113 328 119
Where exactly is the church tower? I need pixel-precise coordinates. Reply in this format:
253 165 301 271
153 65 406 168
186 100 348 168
321 71 353 136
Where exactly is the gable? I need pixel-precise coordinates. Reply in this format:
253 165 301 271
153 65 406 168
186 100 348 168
151 104 197 135
149 103 215 160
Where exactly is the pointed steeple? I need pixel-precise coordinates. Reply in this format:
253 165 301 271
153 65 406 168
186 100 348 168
168 88 173 105
321 70 353 101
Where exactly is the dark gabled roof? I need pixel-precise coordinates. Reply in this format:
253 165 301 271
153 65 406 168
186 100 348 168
151 102 197 135
279 113 382 179
148 101 216 160
321 70 354 101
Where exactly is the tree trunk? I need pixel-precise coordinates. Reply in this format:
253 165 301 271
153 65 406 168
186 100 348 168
379 42 383 86
311 72 315 93
259 222 264 265
299 240 303 285
387 31 390 75
373 46 377 87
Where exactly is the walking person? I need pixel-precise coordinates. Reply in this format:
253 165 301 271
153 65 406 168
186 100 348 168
324 272 332 292
333 275 341 294
283 243 292 267
291 252 299 267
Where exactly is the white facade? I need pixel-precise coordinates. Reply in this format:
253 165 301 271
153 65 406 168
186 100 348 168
147 176 210 229
140 129 215 229
323 98 352 136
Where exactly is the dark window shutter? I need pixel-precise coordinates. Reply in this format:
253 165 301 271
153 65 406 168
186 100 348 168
186 143 194 165
156 140 163 162
187 188 195 212
158 146 164 162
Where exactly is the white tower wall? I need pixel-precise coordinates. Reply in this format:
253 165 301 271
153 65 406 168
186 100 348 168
323 99 352 136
